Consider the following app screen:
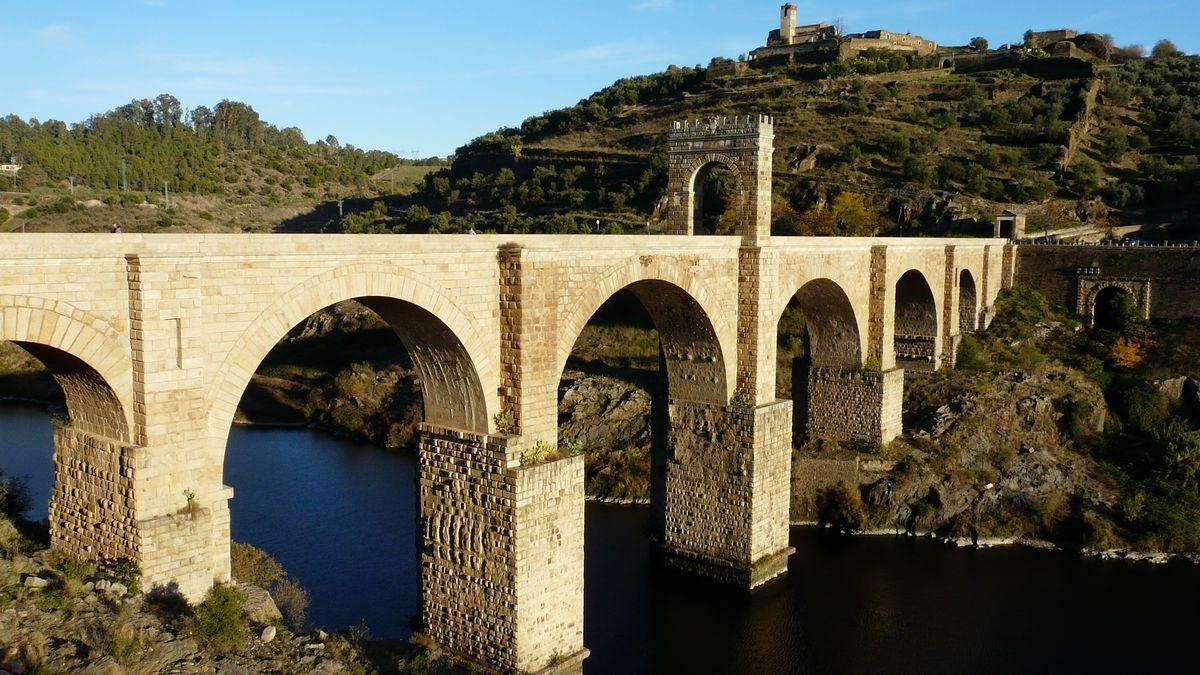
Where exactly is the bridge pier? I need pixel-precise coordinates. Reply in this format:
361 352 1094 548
800 366 904 444
49 423 228 601
416 424 587 674
661 399 793 587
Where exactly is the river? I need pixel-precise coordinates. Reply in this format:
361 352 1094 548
2 404 1198 673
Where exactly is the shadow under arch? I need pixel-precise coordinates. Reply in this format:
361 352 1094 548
776 278 864 442
1092 285 1134 332
207 267 495 445
958 269 979 332
0 298 133 442
556 269 732 407
894 269 939 369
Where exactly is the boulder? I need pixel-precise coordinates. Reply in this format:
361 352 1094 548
239 584 281 624
261 625 277 643
22 575 50 589
1184 378 1200 418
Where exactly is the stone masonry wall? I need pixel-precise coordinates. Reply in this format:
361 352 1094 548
50 425 141 562
789 455 897 522
1016 245 1200 320
805 367 904 443
664 399 792 587
513 454 585 671
418 424 519 671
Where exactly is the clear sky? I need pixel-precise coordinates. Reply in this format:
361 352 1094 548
5 0 1197 156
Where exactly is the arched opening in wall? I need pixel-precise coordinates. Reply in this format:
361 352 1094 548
691 162 741 235
775 279 862 444
557 280 726 673
894 270 939 370
0 338 128 538
941 59 954 69
218 297 487 639
959 269 978 333
1093 286 1138 333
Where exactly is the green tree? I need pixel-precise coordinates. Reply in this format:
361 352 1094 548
1151 40 1182 59
970 36 989 51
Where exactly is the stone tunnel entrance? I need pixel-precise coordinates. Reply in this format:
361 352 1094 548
1092 286 1137 333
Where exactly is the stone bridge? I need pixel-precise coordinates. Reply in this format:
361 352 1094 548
0 116 1014 673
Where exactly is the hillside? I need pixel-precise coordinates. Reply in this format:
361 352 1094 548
0 96 442 233
339 51 1200 239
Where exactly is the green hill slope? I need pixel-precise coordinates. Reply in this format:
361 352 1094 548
347 53 1198 238
0 95 442 233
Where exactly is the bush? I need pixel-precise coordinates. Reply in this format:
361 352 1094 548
190 584 248 655
231 541 309 630
0 208 8 226
0 470 31 519
817 482 865 533
956 335 989 370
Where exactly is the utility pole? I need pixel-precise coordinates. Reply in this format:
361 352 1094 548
163 181 170 210
121 160 128 193
68 176 76 196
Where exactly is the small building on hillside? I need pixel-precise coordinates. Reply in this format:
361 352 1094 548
995 210 1027 240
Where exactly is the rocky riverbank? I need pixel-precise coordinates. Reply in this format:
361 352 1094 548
0 519 472 674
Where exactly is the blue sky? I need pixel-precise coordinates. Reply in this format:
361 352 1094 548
6 0 1197 156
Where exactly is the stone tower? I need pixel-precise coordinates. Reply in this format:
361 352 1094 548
780 3 798 45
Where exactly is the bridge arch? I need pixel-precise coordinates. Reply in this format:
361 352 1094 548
0 296 133 441
776 278 864 370
959 269 979 332
894 269 940 368
207 264 496 442
556 259 734 405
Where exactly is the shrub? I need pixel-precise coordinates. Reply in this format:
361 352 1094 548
190 584 248 655
0 470 31 519
88 603 143 668
231 541 309 630
817 482 865 533
231 542 284 588
956 335 988 370
0 208 8 226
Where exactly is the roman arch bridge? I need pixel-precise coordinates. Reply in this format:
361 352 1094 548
0 116 1014 673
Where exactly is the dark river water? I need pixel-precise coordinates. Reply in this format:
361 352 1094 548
2 403 1199 674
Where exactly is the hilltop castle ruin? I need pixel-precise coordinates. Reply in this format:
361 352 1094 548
749 3 938 64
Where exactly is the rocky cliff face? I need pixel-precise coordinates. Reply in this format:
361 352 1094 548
865 367 1119 542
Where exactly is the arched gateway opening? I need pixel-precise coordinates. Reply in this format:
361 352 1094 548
894 270 939 370
776 279 865 442
691 162 742 236
1093 286 1137 333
